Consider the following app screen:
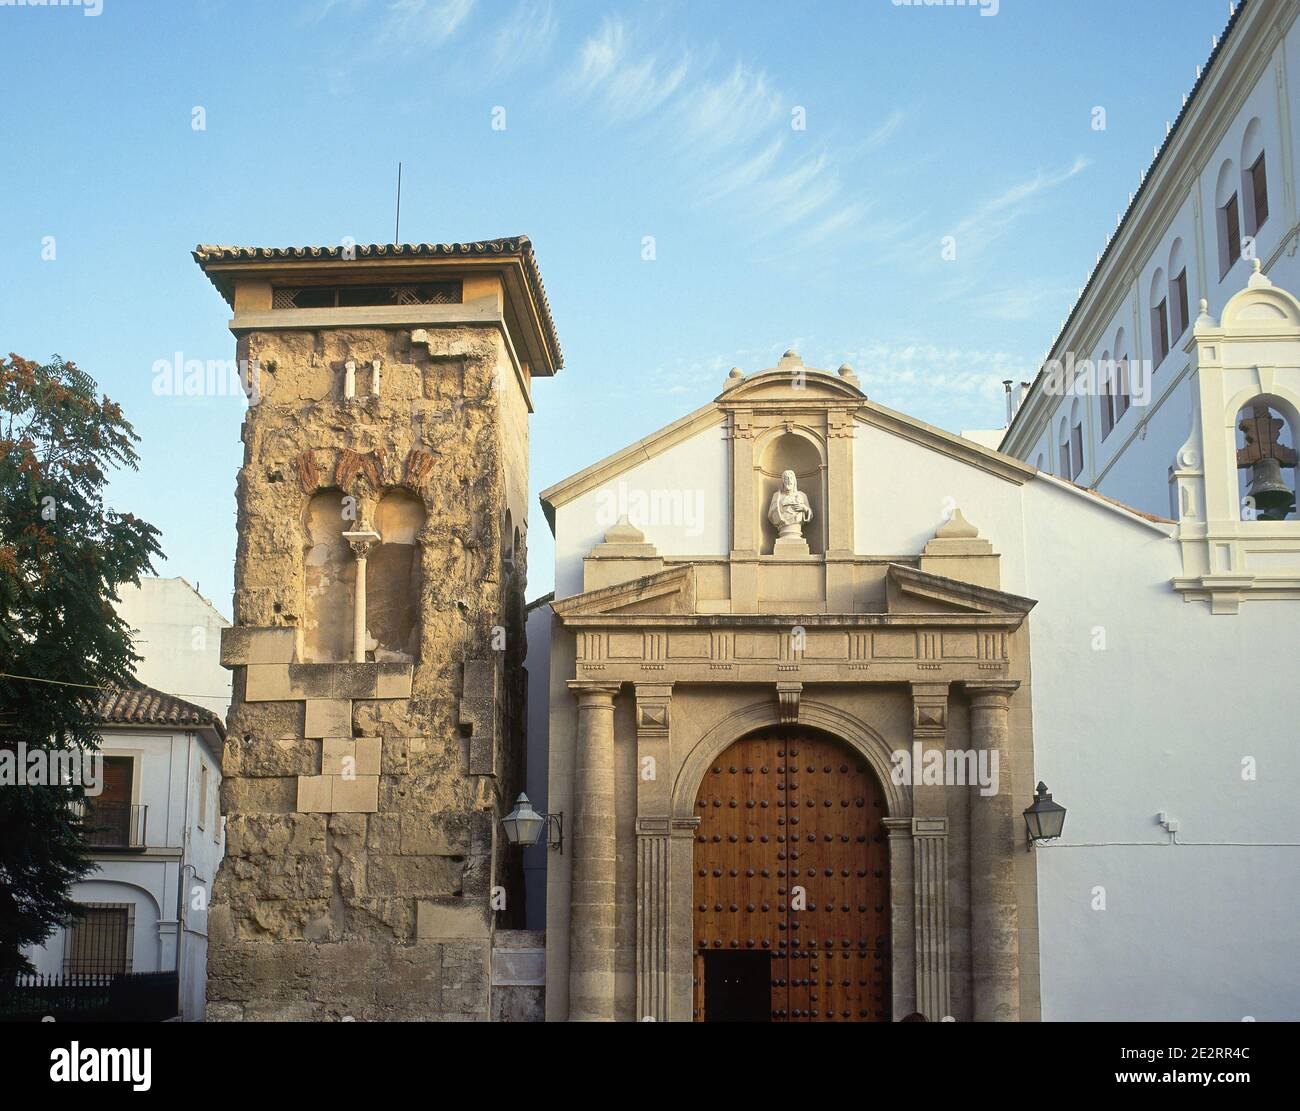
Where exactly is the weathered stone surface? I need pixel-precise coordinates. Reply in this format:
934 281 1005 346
208 311 532 1020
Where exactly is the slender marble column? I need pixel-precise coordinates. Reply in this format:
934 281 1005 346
567 681 620 1021
343 530 379 663
968 682 1021 1022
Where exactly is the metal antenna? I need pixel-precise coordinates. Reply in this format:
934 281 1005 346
394 162 403 244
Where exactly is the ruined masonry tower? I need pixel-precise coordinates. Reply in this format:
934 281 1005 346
195 238 561 1019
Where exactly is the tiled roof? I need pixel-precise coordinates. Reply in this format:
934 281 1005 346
96 684 225 739
192 235 563 370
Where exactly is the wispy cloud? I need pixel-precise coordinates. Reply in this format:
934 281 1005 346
491 0 556 74
863 108 905 151
565 16 901 251
371 0 476 55
315 0 476 64
567 17 690 121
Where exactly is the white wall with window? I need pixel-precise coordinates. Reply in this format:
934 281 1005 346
1001 0 1300 522
21 701 225 1021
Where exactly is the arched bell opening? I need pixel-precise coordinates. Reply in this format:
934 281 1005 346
1234 396 1298 522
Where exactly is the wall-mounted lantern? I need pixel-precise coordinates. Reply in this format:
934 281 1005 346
1023 781 1067 850
501 793 563 854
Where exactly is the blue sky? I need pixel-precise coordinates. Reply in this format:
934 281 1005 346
1 0 1235 608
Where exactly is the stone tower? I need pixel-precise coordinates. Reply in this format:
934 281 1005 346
194 238 561 1020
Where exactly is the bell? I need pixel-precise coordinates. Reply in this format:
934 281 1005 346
1248 457 1295 521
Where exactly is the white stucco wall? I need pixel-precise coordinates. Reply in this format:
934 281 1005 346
21 727 223 1020
523 600 553 931
116 577 232 717
538 399 1300 1020
553 425 730 599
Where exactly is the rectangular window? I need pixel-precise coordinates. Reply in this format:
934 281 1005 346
1152 298 1169 365
1219 194 1241 277
65 905 130 975
1249 152 1268 232
1100 378 1114 440
1171 269 1189 339
1115 360 1131 421
1071 423 1084 480
198 763 208 832
1059 442 1071 478
86 756 134 848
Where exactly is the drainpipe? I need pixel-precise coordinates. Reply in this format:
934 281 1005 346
175 732 194 1020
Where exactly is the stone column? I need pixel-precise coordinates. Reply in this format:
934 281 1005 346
633 684 672 1021
343 529 380 663
567 681 620 1021
909 682 952 1020
967 681 1021 1022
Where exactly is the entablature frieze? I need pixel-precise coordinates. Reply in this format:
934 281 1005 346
570 615 1017 684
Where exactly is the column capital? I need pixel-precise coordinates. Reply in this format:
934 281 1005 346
964 680 1020 707
912 816 949 838
342 527 381 559
882 816 913 838
568 680 621 705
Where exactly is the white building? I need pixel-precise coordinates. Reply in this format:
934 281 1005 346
115 577 232 718
528 337 1299 1021
999 0 1299 531
22 686 226 1021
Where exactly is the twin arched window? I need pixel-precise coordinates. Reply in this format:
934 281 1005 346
1216 118 1270 280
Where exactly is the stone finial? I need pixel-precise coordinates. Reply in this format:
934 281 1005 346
1247 256 1272 289
777 348 803 370
935 508 979 539
724 366 745 391
837 362 861 388
604 515 646 545
587 514 658 561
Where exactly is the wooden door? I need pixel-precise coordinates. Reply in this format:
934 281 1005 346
692 730 890 1022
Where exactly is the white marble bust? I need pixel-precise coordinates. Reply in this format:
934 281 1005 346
767 469 812 540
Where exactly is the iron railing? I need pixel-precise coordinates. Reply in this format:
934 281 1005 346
0 971 178 1022
82 801 147 849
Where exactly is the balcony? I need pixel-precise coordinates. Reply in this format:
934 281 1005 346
82 801 148 851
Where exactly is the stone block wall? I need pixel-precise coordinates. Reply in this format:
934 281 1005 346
208 322 529 1020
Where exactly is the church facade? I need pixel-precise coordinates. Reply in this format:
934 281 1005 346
534 286 1300 1019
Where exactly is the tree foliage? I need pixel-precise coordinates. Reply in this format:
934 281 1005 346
0 354 161 979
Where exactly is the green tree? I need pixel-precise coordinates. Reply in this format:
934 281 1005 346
0 354 161 979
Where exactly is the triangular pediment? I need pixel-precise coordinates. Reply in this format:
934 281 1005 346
885 563 1036 616
551 565 695 619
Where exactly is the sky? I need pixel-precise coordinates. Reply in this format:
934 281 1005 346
0 0 1238 609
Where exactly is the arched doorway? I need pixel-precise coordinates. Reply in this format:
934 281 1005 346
691 727 891 1022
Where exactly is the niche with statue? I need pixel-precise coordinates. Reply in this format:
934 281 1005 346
756 431 825 555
